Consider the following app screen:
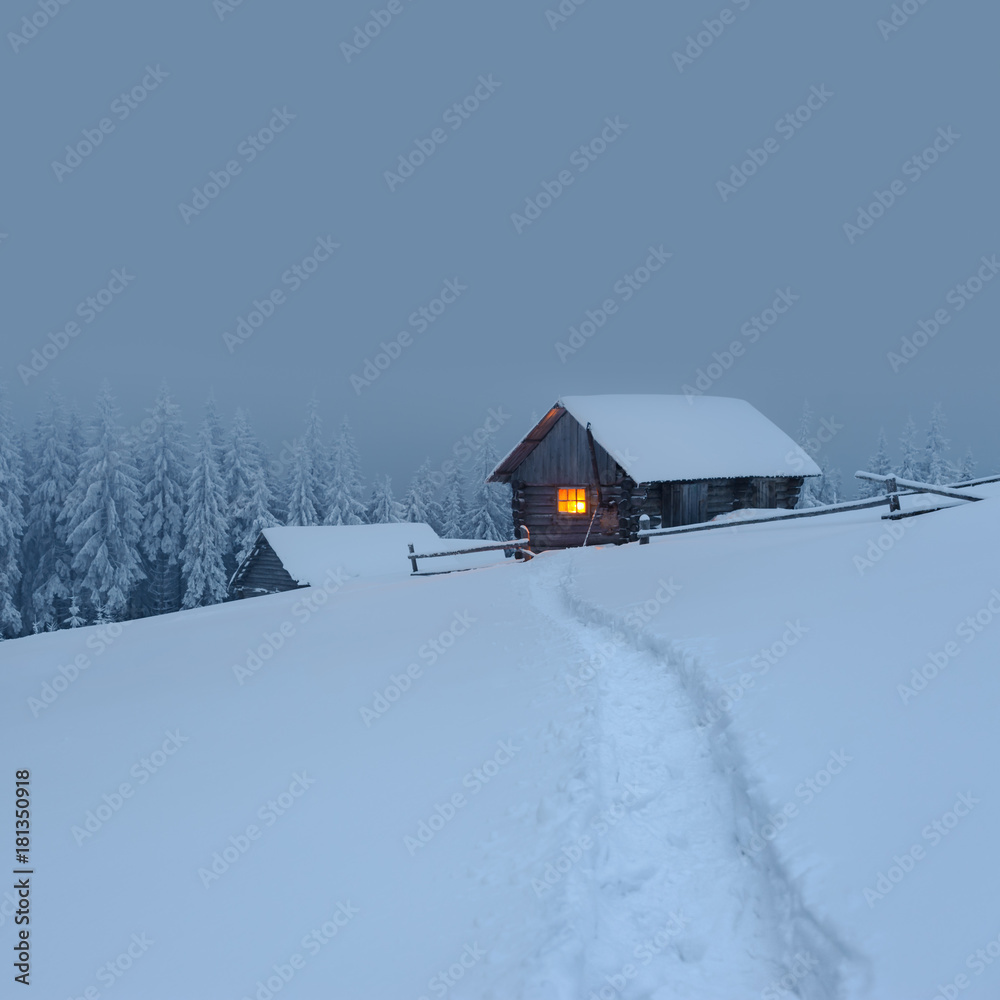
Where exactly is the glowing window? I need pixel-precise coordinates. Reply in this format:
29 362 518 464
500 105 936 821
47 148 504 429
558 488 588 514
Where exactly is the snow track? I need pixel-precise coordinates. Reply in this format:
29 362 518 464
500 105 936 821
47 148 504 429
511 553 854 999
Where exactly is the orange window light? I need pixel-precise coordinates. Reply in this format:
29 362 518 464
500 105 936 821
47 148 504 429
558 488 588 514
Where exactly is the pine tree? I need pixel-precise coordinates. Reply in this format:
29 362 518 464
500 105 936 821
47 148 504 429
21 388 77 630
857 428 893 498
958 447 976 484
324 418 368 525
467 441 513 541
817 461 842 506
302 397 329 522
64 596 85 628
898 417 920 481
180 420 230 609
793 401 822 508
226 409 277 566
64 383 146 619
441 463 471 537
367 475 402 523
923 404 951 485
0 387 27 638
285 439 320 526
401 460 445 532
139 383 189 616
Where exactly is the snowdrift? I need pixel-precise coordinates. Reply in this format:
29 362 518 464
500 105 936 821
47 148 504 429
3 487 999 998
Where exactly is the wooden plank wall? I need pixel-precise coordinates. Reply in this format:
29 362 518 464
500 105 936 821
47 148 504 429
230 538 302 598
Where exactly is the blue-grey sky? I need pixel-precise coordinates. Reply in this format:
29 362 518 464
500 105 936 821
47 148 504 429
3 0 997 485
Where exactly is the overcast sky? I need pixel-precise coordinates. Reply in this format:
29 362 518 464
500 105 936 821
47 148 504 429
3 0 997 487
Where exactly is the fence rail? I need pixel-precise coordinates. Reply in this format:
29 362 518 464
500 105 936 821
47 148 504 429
407 528 533 575
636 471 991 543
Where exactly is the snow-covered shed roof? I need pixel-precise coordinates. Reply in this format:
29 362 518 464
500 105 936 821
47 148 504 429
252 523 499 586
489 395 821 483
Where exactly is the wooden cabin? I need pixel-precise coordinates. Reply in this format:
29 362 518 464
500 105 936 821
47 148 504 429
228 523 497 599
487 395 820 550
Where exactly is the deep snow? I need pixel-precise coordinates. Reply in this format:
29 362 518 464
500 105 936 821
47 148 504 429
3 486 999 998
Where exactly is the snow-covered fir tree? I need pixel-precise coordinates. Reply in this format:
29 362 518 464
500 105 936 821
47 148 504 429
285 438 320 526
793 401 822 508
64 383 146 620
180 420 230 609
21 388 77 630
0 387 27 638
225 409 278 567
302 397 329 522
139 383 189 616
898 417 920 481
401 460 445 533
857 428 893 498
64 596 85 628
367 474 403 523
440 463 471 537
958 446 976 483
923 404 952 485
467 441 513 541
324 418 368 525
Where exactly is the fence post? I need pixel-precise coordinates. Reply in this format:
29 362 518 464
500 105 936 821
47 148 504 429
407 543 418 574
639 513 650 544
884 477 901 517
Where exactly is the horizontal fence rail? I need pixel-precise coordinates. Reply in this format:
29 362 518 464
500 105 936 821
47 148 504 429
407 529 533 575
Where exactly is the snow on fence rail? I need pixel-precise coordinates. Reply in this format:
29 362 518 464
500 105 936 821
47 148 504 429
407 528 534 575
636 472 991 544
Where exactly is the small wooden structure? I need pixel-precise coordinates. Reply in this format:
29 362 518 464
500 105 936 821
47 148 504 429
487 395 820 550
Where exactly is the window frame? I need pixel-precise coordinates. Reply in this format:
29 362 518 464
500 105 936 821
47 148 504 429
557 487 589 515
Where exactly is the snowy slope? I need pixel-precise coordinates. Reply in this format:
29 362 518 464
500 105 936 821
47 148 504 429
3 488 999 998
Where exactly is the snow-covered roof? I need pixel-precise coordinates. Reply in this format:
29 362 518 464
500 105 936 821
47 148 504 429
258 523 501 585
491 395 821 482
